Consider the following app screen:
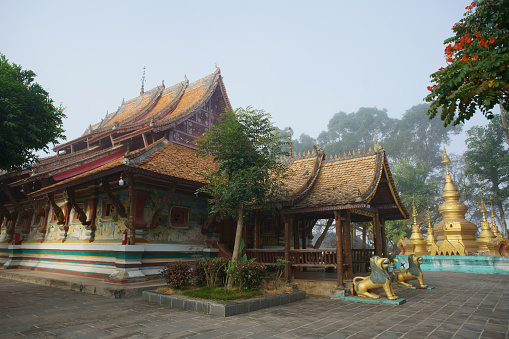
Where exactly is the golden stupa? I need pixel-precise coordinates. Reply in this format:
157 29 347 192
397 197 428 255
398 144 509 257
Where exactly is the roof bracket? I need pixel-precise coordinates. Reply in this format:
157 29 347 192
46 192 66 225
66 188 90 225
101 178 127 218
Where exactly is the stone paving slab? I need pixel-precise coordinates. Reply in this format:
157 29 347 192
0 269 166 298
0 271 508 338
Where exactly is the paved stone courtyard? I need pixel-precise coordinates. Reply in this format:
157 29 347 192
0 271 508 338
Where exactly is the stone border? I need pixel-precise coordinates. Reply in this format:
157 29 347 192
142 290 306 317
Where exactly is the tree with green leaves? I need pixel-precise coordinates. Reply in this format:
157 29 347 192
195 107 290 267
464 116 509 237
384 104 462 181
0 54 66 171
424 0 509 145
317 107 397 155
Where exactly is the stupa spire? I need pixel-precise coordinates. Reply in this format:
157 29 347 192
490 196 501 237
477 190 496 250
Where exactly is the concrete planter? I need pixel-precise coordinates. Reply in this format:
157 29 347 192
142 290 306 317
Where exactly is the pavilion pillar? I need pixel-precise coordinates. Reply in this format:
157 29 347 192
373 211 383 257
343 210 353 282
301 220 307 249
293 219 299 250
254 215 260 249
284 218 291 281
380 217 387 257
334 210 344 289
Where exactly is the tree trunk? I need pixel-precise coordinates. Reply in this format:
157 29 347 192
227 209 244 290
499 100 509 146
313 218 333 249
231 209 244 262
496 200 508 238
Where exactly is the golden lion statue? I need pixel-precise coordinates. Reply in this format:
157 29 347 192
392 254 428 288
354 256 398 300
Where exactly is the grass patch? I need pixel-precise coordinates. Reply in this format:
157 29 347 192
155 284 293 302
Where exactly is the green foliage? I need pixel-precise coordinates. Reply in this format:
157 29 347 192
0 54 66 171
197 257 228 288
268 258 289 287
317 107 397 155
226 259 267 291
161 261 195 289
425 0 509 126
464 116 509 235
195 106 291 220
384 104 462 180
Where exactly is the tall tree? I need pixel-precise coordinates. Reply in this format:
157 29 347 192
0 54 66 171
317 107 397 155
464 117 509 237
424 0 509 145
195 107 290 264
384 104 462 181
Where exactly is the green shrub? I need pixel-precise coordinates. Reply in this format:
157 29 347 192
228 259 266 291
196 257 228 288
161 261 195 289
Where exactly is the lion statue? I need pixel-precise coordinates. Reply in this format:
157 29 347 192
392 254 427 288
354 256 398 300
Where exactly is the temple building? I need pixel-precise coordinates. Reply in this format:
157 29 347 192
398 146 509 257
0 68 408 288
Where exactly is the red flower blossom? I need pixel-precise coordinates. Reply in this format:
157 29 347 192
439 67 445 71
479 37 488 48
447 57 453 63
489 37 497 44
474 32 480 38
472 54 478 61
461 56 469 62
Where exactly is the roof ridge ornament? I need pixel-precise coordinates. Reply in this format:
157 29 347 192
140 66 146 95
215 63 221 74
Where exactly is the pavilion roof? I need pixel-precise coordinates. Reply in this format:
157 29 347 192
281 148 408 220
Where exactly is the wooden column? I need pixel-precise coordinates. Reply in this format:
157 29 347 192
301 220 307 249
362 222 367 249
334 210 344 289
380 217 387 257
293 219 299 250
373 211 383 256
128 173 135 245
284 218 291 281
343 210 353 281
254 215 260 249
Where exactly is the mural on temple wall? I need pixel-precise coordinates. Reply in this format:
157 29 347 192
142 189 209 244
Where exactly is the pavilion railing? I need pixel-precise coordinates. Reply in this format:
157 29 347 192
246 248 375 272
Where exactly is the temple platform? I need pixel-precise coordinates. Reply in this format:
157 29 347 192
397 254 509 275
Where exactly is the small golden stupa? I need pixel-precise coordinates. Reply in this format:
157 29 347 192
398 143 508 257
476 192 496 253
397 197 428 255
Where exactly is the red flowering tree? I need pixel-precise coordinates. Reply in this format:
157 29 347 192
425 0 509 145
